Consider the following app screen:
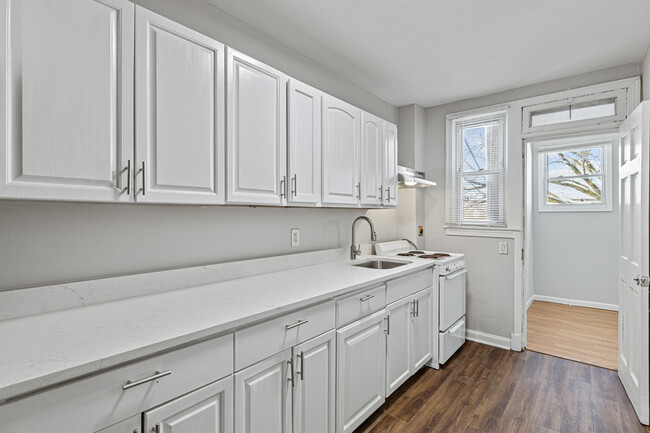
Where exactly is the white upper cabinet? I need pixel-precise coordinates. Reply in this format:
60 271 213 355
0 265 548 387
287 79 322 206
227 49 288 205
0 0 134 202
135 7 225 204
383 121 398 207
360 112 384 206
322 95 361 206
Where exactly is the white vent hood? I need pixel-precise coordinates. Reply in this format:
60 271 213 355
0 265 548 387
398 166 436 188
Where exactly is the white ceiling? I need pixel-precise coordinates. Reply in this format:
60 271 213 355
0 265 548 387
205 0 650 108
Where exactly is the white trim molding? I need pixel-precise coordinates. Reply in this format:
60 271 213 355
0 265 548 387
444 227 521 239
466 329 511 350
531 295 618 312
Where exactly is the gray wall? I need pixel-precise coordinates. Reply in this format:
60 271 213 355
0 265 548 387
423 62 641 339
531 144 619 306
644 42 650 100
0 0 399 292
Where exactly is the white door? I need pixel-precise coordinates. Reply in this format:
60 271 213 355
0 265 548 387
385 296 413 397
293 330 335 433
235 349 292 433
618 101 650 425
322 95 360 207
135 7 225 204
383 122 398 207
0 0 134 202
336 309 386 433
227 49 287 205
144 376 233 433
288 79 321 206
412 287 433 370
360 112 384 207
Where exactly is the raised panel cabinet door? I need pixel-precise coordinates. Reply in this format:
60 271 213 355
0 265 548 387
385 296 412 397
235 349 292 433
336 309 386 433
360 112 383 206
0 0 134 202
322 95 360 206
383 122 398 207
144 376 234 433
135 7 225 204
227 49 287 205
293 330 336 433
411 287 433 371
287 79 322 206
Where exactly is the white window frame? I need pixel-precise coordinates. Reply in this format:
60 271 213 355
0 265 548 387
535 134 614 213
446 108 508 227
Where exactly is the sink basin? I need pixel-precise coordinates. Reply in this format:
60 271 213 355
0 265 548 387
350 260 408 270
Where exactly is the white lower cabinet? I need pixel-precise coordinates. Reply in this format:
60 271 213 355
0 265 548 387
336 309 387 433
144 375 234 433
386 287 433 397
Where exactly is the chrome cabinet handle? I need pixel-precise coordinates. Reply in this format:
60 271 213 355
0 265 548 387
122 370 171 390
287 358 294 387
356 183 361 198
386 187 391 202
416 299 420 317
360 294 375 302
297 351 304 380
411 301 416 317
137 161 146 196
122 160 131 195
385 316 390 335
291 174 297 197
286 319 309 330
280 176 286 199
379 185 383 202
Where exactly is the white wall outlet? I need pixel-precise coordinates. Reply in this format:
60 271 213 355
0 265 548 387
499 241 508 255
291 228 300 247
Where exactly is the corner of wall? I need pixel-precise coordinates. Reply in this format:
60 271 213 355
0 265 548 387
643 42 650 101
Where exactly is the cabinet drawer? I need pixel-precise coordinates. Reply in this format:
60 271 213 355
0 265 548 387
235 300 335 370
386 270 433 304
336 284 386 327
0 334 233 433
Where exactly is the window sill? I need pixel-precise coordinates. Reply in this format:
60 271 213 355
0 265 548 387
444 226 522 239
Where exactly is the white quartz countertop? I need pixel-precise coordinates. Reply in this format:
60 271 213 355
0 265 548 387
0 255 433 402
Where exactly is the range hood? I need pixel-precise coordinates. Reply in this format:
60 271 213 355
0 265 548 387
397 166 436 188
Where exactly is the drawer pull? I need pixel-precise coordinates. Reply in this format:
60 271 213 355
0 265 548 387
360 294 376 302
122 370 171 390
285 319 309 330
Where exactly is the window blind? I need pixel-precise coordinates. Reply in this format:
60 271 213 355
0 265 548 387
446 109 508 227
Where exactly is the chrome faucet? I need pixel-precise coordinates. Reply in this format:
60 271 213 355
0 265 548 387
351 216 377 260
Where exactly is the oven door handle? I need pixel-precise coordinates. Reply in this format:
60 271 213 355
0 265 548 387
443 269 467 281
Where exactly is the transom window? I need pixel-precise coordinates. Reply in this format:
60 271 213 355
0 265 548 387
446 109 507 227
536 134 614 212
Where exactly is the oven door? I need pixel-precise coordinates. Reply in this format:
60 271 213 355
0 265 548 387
439 268 467 331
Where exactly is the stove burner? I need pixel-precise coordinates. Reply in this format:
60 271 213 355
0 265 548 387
409 250 425 254
419 253 451 260
397 252 416 257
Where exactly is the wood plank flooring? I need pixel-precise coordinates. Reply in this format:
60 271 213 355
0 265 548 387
526 301 618 370
354 341 648 433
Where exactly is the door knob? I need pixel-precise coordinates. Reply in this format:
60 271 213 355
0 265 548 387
634 276 650 287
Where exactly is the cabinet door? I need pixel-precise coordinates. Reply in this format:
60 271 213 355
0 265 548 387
385 296 413 397
144 376 233 433
336 309 386 433
0 0 134 202
135 7 225 204
360 112 383 207
95 416 141 433
322 95 360 206
227 49 287 205
288 79 321 206
293 330 335 433
235 349 292 433
383 122 398 207
412 287 433 371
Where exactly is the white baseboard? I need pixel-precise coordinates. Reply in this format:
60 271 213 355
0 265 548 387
525 296 535 311
532 295 618 312
466 329 511 350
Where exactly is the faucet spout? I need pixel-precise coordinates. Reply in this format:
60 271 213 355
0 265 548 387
351 216 378 260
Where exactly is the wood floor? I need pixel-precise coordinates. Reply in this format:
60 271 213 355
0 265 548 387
353 341 648 433
526 301 618 370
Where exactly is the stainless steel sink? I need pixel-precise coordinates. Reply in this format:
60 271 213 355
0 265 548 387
350 260 408 270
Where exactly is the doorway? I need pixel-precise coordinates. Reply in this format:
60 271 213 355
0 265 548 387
523 132 619 369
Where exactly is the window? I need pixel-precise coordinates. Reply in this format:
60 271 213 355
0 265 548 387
536 134 614 212
446 109 507 227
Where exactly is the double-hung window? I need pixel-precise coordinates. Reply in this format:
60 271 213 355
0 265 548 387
446 109 507 227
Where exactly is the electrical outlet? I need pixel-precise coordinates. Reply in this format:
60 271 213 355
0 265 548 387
499 241 508 255
291 228 300 247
